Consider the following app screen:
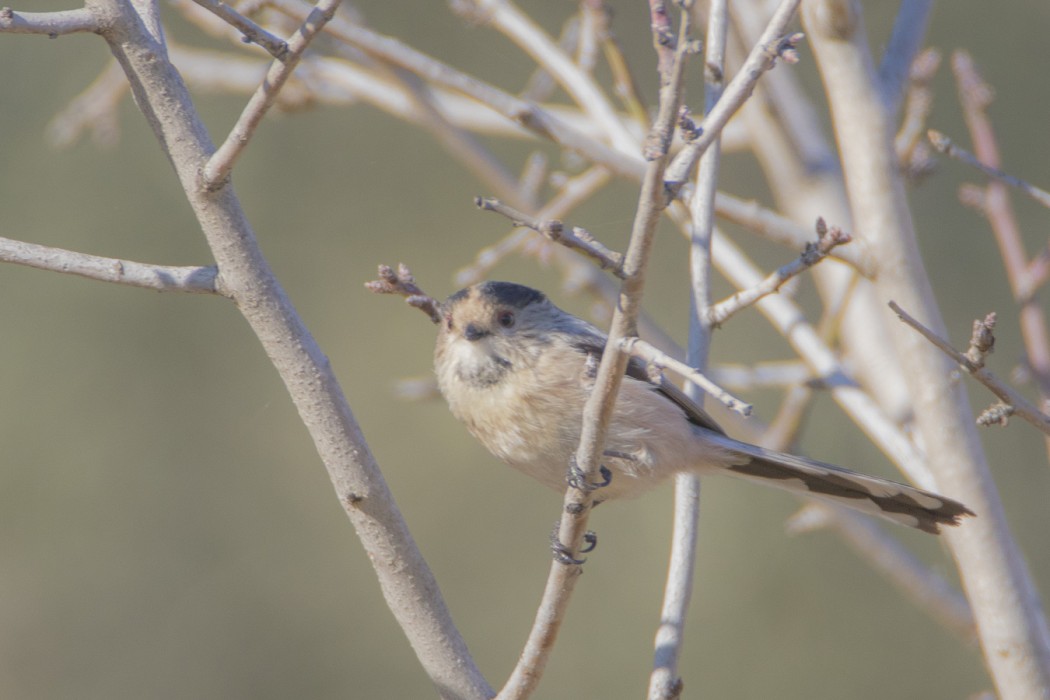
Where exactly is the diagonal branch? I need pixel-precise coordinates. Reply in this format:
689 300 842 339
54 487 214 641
190 0 289 58
620 337 751 416
84 0 492 696
201 0 342 190
707 218 851 326
927 129 1050 210
663 0 803 197
889 301 1050 436
474 196 626 277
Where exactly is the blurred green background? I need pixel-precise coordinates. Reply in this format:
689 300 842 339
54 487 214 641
1 1 1049 698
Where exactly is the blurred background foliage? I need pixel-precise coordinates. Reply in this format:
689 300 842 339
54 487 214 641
1 1 1049 698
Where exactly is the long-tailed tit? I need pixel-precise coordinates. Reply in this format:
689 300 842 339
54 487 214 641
433 281 973 533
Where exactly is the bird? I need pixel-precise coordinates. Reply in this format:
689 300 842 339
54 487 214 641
432 280 974 534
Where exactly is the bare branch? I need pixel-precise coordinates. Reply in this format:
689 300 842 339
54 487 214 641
474 197 625 277
201 0 342 190
928 130 1050 211
950 50 1050 429
894 47 940 179
876 0 934 115
456 167 612 287
498 9 695 699
889 302 1050 436
710 360 814 389
47 59 128 149
0 236 220 294
707 218 851 326
0 7 98 35
364 264 443 325
621 337 751 417
713 192 871 274
651 4 731 688
85 0 491 694
804 3 1050 692
455 0 636 154
663 0 803 197
190 0 289 58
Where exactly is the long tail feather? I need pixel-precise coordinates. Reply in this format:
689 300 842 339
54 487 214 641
705 434 974 534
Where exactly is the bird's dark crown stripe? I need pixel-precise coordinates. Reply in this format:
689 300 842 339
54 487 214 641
477 282 546 308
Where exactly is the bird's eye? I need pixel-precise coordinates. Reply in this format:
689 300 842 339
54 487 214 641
497 310 515 328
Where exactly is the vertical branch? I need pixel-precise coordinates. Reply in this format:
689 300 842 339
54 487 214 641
647 1 728 698
876 0 933 115
496 9 693 700
802 2 1050 698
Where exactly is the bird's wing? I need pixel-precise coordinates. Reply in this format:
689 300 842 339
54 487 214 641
568 337 726 434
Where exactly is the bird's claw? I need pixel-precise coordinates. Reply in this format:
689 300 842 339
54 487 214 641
566 458 612 493
549 522 597 564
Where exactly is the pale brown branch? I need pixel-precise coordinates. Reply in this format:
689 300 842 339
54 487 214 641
876 0 934 116
201 0 342 190
455 167 612 288
713 192 871 274
190 0 288 58
889 301 1050 436
663 0 803 197
0 7 98 35
621 337 752 416
474 197 625 277
46 59 128 149
0 236 220 294
364 264 443 325
707 218 851 326
928 130 1050 211
893 47 940 179
85 1 491 694
950 50 1050 419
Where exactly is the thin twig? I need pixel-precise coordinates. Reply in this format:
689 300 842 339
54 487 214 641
189 0 289 58
712 233 939 492
893 47 940 180
456 0 636 154
714 192 870 274
621 338 751 416
364 264 443 324
474 197 625 277
456 167 611 287
46 59 128 149
201 0 342 190
0 236 221 294
589 0 649 127
888 301 1050 435
707 218 851 326
787 505 976 639
927 130 1050 211
663 0 803 197
709 360 814 389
